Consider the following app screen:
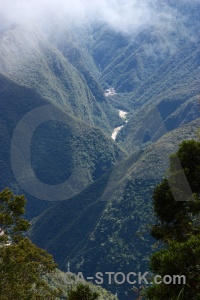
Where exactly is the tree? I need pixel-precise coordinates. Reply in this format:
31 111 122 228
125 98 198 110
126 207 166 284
0 188 61 299
143 140 200 299
151 140 200 242
0 187 30 244
67 283 99 300
144 234 200 299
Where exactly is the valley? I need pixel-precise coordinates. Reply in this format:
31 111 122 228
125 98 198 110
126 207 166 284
0 1 200 299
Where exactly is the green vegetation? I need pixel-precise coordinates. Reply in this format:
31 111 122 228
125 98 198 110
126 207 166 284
0 73 125 220
151 140 200 242
0 188 60 299
67 284 99 300
1 1 200 299
0 24 119 133
143 140 200 299
44 270 117 300
82 1 200 153
30 119 200 299
0 188 118 299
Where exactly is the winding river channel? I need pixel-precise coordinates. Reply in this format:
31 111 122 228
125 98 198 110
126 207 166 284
111 110 128 140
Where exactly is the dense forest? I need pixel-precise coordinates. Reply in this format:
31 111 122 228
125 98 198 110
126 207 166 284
0 0 200 299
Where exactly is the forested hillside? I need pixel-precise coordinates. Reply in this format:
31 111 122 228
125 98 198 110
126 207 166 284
0 23 120 133
0 73 125 219
0 0 199 299
30 118 200 299
87 0 200 152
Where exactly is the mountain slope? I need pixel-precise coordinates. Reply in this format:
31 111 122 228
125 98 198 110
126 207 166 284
1 2 200 299
29 117 200 299
0 23 119 133
0 72 125 219
46 20 122 129
116 40 200 151
95 0 200 94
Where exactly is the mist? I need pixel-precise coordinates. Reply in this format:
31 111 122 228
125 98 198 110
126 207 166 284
0 0 161 34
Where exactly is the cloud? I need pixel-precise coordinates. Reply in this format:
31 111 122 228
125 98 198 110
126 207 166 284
1 0 199 37
0 0 160 34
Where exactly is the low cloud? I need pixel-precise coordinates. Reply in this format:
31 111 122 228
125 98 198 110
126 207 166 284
0 0 160 34
1 0 199 43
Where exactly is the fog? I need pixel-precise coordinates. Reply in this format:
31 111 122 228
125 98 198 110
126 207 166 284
0 0 161 34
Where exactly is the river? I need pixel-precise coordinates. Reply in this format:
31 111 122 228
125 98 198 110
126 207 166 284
111 110 128 141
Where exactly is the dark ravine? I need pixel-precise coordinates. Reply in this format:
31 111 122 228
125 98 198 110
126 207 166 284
1 1 200 299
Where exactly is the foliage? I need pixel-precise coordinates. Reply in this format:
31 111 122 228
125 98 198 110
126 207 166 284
44 269 117 300
0 188 116 299
0 24 118 133
144 140 200 299
0 73 125 220
0 188 60 299
67 284 99 300
29 173 157 299
0 238 61 300
98 1 200 152
1 2 200 299
144 234 200 300
151 140 200 242
30 123 200 299
0 188 29 243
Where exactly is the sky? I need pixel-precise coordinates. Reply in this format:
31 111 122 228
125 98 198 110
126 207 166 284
0 0 160 34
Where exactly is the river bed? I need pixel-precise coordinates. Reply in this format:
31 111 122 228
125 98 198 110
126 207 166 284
111 110 128 141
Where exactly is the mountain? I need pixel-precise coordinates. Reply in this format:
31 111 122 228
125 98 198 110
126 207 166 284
115 30 200 151
0 72 125 219
0 1 200 299
94 0 200 92
29 117 200 299
80 1 200 152
0 23 120 133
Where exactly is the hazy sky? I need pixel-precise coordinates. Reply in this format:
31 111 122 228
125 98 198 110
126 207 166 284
0 0 160 33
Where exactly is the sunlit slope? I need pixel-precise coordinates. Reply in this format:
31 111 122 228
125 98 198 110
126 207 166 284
0 23 118 132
